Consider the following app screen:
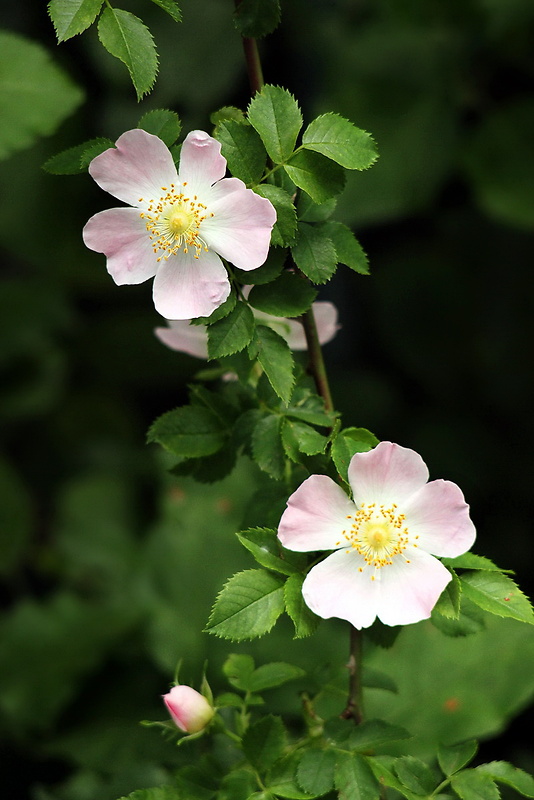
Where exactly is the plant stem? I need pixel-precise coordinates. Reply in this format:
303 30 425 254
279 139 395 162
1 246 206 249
234 0 264 93
300 306 335 414
341 624 364 724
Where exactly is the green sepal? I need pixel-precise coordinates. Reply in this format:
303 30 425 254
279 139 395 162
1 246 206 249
237 527 303 577
207 301 256 360
254 184 298 247
291 222 338 284
48 0 104 42
284 574 321 639
97 7 158 100
248 85 303 163
233 0 281 38
301 113 378 170
137 108 181 145
43 137 113 174
284 150 346 204
205 569 285 640
215 120 266 185
243 715 288 770
248 271 317 317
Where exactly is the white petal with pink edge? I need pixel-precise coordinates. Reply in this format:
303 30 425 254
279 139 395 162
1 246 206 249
375 546 453 626
89 129 178 207
154 320 209 359
152 249 230 320
302 549 380 629
201 178 277 270
83 207 159 285
178 130 227 189
348 441 429 507
403 479 476 557
278 474 355 552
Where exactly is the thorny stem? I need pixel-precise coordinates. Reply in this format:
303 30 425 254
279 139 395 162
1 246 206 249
236 7 363 726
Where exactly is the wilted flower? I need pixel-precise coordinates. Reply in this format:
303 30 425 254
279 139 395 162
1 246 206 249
163 684 214 733
278 441 476 629
154 297 340 358
83 129 276 320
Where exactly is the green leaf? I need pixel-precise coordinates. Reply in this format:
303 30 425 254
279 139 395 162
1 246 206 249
199 290 237 325
97 8 158 100
368 757 421 800
361 667 397 694
48 0 104 41
297 195 337 222
268 753 316 799
331 427 379 483
476 762 534 798
215 120 266 185
302 113 378 170
348 720 412 752
460 571 534 624
147 405 226 457
284 574 321 639
248 85 303 163
0 458 32 576
207 301 256 360
234 0 281 38
246 662 306 692
205 569 285 640
394 757 437 795
233 246 286 285
237 528 301 577
320 221 369 275
282 419 328 457
291 223 338 285
438 741 478 777
451 770 500 800
254 184 298 246
443 554 510 572
243 715 287 769
297 749 337 796
116 787 183 800
148 0 182 23
285 390 335 427
137 109 181 146
222 653 255 690
43 137 113 174
431 599 485 637
252 414 286 480
335 751 381 800
211 106 246 126
255 325 295 404
284 150 346 204
432 570 462 619
248 272 317 318
0 32 84 161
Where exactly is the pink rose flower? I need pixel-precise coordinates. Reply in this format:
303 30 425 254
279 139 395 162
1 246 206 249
154 296 340 358
163 684 214 733
83 129 276 320
278 441 476 629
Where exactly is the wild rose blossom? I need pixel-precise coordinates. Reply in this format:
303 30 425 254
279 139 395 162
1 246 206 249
278 441 476 629
154 297 340 358
163 684 214 733
83 129 276 320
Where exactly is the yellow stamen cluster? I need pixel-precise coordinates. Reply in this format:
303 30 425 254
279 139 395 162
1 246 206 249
139 182 214 262
337 502 418 577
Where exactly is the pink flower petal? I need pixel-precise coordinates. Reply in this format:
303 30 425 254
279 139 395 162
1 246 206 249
154 320 209 359
178 130 227 189
375 547 453 626
82 207 158 285
278 475 355 552
348 441 429 507
89 129 178 206
403 479 476 557
152 249 230 320
302 549 380 629
163 685 214 733
201 178 277 270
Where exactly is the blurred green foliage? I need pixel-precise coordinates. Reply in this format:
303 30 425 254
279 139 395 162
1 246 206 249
0 0 533 797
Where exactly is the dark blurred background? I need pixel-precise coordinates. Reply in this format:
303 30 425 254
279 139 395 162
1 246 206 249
1 0 533 798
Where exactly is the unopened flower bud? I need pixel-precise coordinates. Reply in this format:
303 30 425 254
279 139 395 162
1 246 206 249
163 684 214 733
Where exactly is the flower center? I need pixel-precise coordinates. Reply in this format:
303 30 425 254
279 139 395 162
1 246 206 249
340 502 418 575
139 183 214 262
